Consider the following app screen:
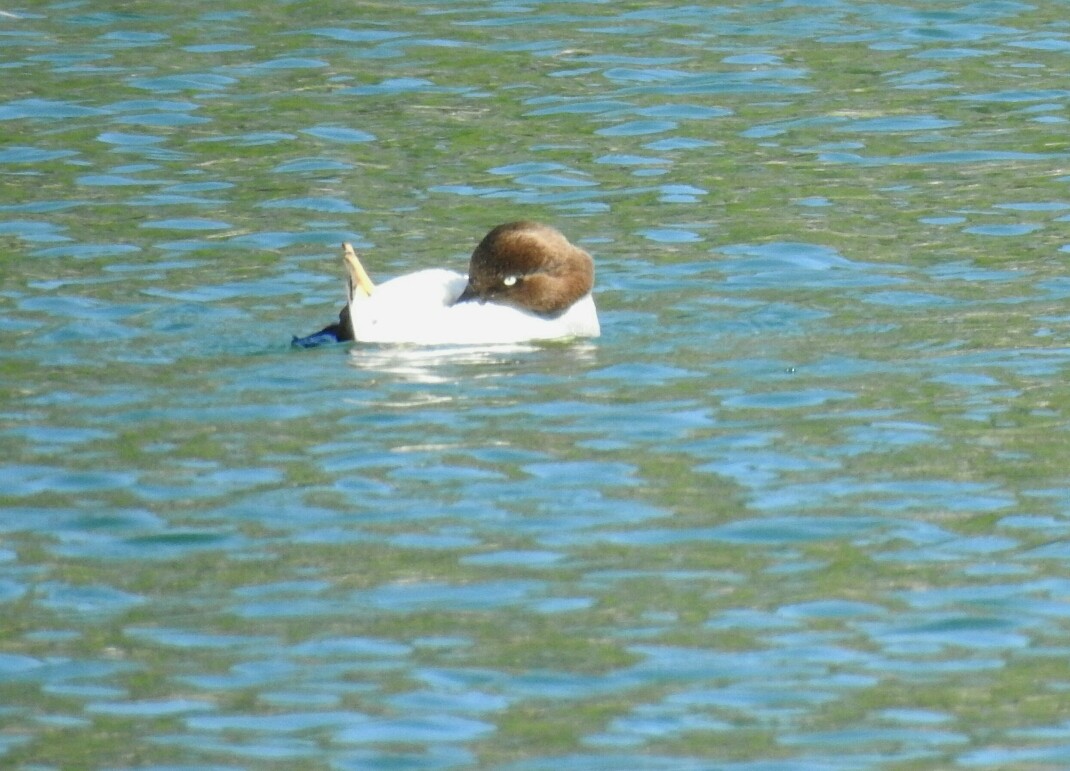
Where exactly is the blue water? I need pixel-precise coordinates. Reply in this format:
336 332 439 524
2 0 1070 768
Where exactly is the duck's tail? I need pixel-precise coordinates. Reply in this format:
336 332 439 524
291 305 353 348
293 243 373 348
343 242 375 300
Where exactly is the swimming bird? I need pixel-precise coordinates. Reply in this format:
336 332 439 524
293 221 599 347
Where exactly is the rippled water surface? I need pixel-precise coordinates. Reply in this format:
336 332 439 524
3 1 1070 768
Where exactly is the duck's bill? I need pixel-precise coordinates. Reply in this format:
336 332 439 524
455 283 479 304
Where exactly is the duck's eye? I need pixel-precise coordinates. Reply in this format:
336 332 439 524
502 275 518 287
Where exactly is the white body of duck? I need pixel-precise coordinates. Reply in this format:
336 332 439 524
349 268 598 344
344 222 600 345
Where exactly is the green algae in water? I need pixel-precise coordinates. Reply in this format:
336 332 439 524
4 0 1070 768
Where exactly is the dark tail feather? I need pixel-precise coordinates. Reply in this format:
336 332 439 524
291 306 353 348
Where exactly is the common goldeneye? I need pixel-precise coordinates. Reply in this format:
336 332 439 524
293 221 599 347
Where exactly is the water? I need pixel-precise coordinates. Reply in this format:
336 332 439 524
2 1 1070 768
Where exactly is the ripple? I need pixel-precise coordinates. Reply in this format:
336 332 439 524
139 217 232 231
388 688 510 714
353 580 544 612
0 146 78 163
247 57 329 71
129 73 238 92
151 733 320 760
590 708 729 746
227 230 362 249
288 637 412 658
901 22 1019 43
644 137 715 151
633 104 732 119
603 67 691 83
0 200 84 213
0 653 44 675
54 530 244 561
193 131 294 146
0 219 68 242
718 241 863 271
657 183 707 202
96 131 165 146
947 88 1070 103
188 710 369 733
834 115 960 132
995 201 1070 212
98 31 169 45
305 27 409 43
779 600 887 619
113 112 210 127
341 77 446 96
489 161 566 175
36 582 144 615
125 627 276 650
515 173 597 187
959 745 1070 767
637 227 702 243
864 290 956 306
699 450 839 488
920 215 967 225
272 157 353 172
461 550 565 568
723 52 783 65
1 465 139 496
0 580 27 603
4 425 111 446
182 43 255 53
258 196 361 213
524 460 637 486
596 119 677 136
77 173 160 186
714 516 882 544
299 125 376 143
87 698 214 716
336 714 495 744
596 154 667 167
963 223 1043 236
34 243 143 259
524 98 633 116
0 98 105 120
867 616 1030 651
817 149 1064 165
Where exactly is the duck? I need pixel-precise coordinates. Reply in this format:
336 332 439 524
292 221 599 347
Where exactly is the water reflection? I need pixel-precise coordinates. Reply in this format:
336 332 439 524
347 342 595 384
3 0 1070 768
